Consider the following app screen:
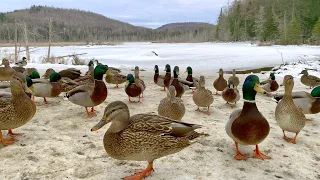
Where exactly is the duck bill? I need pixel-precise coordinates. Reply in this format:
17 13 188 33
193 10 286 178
125 80 129 87
91 118 110 131
254 83 266 94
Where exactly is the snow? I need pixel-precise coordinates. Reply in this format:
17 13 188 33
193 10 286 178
1 42 320 72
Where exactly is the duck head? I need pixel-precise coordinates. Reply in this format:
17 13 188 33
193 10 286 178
232 69 236 76
91 101 130 133
49 72 62 82
299 70 308 75
186 66 193 75
126 74 135 86
94 65 108 80
242 75 265 101
29 71 40 79
218 68 224 76
154 65 159 74
270 73 276 80
165 64 171 73
1 58 10 66
283 75 294 93
173 66 179 78
199 75 206 88
311 86 320 98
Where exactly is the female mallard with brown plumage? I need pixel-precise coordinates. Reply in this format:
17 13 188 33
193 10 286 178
0 77 36 146
260 73 279 92
222 80 240 108
225 75 270 160
163 64 172 91
125 74 142 103
299 70 320 89
213 68 227 95
228 69 239 88
185 66 199 93
193 76 214 115
105 70 126 88
59 68 82 80
31 72 63 103
0 58 15 82
134 66 146 97
158 86 185 120
91 101 202 180
66 65 108 117
275 75 307 144
273 86 320 120
95 60 121 74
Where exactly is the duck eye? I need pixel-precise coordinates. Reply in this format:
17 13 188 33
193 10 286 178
111 109 116 113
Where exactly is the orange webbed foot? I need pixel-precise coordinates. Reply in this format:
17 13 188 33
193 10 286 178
8 130 23 137
123 162 154 180
87 111 97 118
0 136 15 146
234 152 249 160
252 145 271 160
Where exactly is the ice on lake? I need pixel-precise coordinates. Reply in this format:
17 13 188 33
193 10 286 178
1 42 319 72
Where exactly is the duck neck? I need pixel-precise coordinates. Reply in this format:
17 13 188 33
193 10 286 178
91 80 107 101
284 84 293 97
173 71 178 78
241 101 260 116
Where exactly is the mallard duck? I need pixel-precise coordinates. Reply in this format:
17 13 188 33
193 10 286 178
185 66 199 93
154 65 165 90
95 60 121 74
105 70 126 88
225 75 270 160
222 80 240 107
59 68 81 80
0 77 36 146
275 75 307 144
66 65 108 117
15 57 27 67
228 69 239 88
85 60 94 76
43 68 56 79
273 86 320 119
158 85 185 120
134 66 146 97
171 66 186 98
91 101 202 180
260 73 279 92
163 64 172 90
193 76 214 115
0 58 15 82
213 68 227 95
125 74 142 103
299 70 320 89
31 72 63 103
0 73 35 95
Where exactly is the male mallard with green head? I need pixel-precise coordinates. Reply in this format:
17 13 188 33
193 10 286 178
66 65 108 117
225 75 270 160
134 66 146 97
299 70 320 89
154 65 165 90
275 75 306 144
31 72 62 103
273 86 320 120
222 79 240 108
193 76 214 115
0 77 36 146
228 69 240 88
158 85 185 120
171 66 185 98
261 73 279 92
0 58 15 82
163 64 172 91
185 66 199 93
125 74 142 103
213 68 227 95
91 101 202 180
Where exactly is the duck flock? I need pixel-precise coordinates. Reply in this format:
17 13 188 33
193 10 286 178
0 57 320 180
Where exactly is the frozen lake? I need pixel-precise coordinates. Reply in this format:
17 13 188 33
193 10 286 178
1 42 320 72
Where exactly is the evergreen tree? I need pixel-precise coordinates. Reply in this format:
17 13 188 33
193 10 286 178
215 8 223 40
263 7 278 41
312 17 320 42
286 16 302 44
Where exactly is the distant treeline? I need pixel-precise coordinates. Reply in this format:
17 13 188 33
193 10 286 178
215 0 320 45
0 6 216 44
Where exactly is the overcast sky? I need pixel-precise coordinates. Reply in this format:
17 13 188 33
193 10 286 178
1 0 230 28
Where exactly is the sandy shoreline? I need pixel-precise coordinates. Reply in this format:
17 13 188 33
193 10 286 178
0 68 319 180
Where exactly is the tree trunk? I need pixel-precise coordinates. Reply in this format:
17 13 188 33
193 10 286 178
24 22 30 62
47 17 52 59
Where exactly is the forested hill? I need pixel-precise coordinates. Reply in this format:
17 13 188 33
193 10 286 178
0 6 215 43
157 22 215 31
215 0 320 45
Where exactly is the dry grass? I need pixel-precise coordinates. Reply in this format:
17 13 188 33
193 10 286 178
0 49 16 63
41 54 86 65
257 42 273 46
0 42 124 47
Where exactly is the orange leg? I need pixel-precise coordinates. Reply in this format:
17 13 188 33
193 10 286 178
0 131 15 146
128 96 132 103
43 97 49 103
91 107 96 112
114 84 119 88
234 142 248 160
141 92 144 98
32 95 35 101
253 145 271 160
138 95 141 103
85 107 96 118
192 89 196 94
283 130 298 144
215 91 218 95
162 87 166 91
123 161 154 180
204 106 210 115
8 129 22 137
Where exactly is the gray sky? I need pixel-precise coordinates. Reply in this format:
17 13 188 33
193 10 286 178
1 0 230 29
